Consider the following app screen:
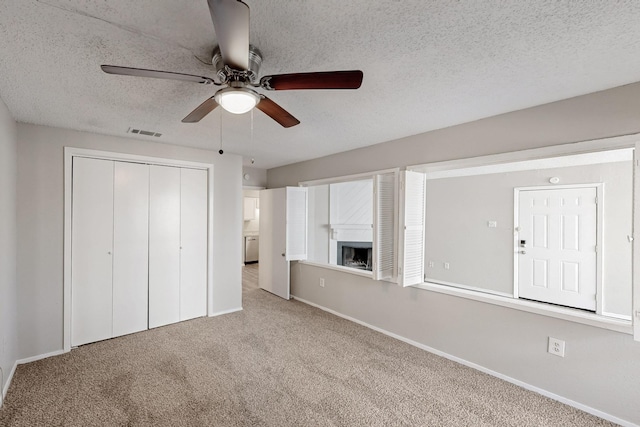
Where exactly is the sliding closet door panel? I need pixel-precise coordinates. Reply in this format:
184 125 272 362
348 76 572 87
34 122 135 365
71 157 114 346
112 162 150 337
149 165 181 328
180 168 208 321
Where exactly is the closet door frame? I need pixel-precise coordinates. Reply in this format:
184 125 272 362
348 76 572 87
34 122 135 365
63 147 214 352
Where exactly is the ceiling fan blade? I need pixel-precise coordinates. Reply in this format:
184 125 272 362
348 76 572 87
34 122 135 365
256 96 300 128
207 0 250 70
182 97 219 123
101 65 216 85
260 70 363 91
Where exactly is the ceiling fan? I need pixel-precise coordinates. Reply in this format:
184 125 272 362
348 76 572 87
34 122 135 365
101 0 363 128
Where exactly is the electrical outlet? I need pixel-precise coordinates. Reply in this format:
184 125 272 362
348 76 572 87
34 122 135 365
444 262 450 270
488 221 498 228
428 261 435 268
548 337 565 357
319 278 325 288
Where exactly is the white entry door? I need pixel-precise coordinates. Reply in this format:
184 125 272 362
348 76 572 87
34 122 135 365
517 187 598 311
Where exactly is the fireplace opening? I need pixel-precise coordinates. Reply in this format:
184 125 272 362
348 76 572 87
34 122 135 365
337 241 372 271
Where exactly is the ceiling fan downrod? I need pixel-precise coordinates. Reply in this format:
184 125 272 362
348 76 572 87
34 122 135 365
212 45 263 85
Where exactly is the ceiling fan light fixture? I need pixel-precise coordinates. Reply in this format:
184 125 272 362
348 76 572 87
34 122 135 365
215 87 260 114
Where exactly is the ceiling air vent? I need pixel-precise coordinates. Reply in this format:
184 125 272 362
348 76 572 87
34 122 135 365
127 127 162 138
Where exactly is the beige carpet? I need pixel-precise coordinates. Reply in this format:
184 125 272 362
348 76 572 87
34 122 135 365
0 264 615 426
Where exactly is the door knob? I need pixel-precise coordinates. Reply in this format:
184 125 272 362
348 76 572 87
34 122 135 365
519 250 526 254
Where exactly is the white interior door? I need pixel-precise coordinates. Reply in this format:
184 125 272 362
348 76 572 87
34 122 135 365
149 165 181 328
517 187 598 310
259 188 290 299
179 168 208 321
71 157 114 346
112 161 149 337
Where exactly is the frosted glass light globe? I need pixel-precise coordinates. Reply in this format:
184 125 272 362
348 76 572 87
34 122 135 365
215 88 260 114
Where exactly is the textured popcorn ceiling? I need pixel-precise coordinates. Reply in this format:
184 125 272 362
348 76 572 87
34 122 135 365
2 1 640 168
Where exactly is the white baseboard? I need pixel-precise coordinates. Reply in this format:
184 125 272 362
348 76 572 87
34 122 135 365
209 307 243 317
1 349 67 407
1 360 17 407
291 295 637 427
17 349 66 365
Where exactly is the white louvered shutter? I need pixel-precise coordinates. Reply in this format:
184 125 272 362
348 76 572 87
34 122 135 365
373 172 396 281
399 171 425 287
634 142 640 342
286 186 308 261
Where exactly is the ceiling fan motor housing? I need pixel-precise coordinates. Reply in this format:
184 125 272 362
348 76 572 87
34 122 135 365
212 45 263 84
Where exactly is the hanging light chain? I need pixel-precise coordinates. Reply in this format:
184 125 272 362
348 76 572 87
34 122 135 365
218 108 223 155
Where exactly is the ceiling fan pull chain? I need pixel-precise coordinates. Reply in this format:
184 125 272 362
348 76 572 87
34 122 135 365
250 109 256 164
219 108 224 155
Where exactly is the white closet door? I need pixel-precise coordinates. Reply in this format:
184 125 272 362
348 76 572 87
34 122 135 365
72 157 114 346
112 161 149 337
179 168 208 321
149 165 181 328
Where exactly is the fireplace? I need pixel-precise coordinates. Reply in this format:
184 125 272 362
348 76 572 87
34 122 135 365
337 241 372 271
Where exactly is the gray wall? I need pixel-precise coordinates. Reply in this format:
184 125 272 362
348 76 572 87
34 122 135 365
269 82 640 423
242 166 267 188
424 161 632 317
0 97 18 401
17 124 243 359
268 82 640 188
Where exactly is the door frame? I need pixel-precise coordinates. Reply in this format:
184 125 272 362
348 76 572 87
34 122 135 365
513 183 604 314
63 147 214 352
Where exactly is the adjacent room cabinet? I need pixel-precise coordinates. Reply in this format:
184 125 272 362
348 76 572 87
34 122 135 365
243 197 258 220
71 157 208 347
